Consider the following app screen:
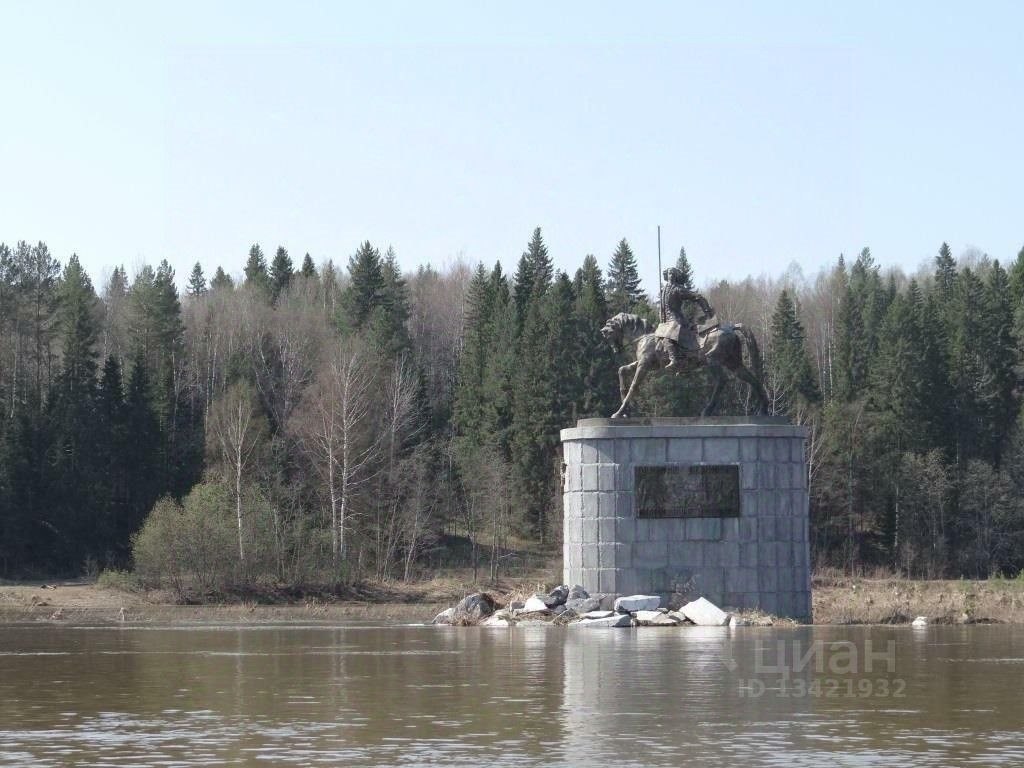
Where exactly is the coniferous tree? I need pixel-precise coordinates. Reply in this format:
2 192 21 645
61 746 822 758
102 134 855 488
243 243 271 294
187 263 207 297
544 272 580 429
49 255 101 562
675 246 695 291
210 266 234 291
370 246 412 358
300 253 317 279
270 246 294 300
454 264 495 451
606 238 644 314
482 267 517 457
980 262 1017 465
768 288 820 415
512 228 552 328
573 255 619 417
342 241 384 332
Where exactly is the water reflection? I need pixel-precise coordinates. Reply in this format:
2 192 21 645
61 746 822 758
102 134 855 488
0 623 1022 766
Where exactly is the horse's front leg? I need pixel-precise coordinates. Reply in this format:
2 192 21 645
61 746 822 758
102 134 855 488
612 362 649 419
618 362 637 402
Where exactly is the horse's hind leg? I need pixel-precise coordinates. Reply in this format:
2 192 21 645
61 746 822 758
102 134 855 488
612 362 649 419
734 364 770 415
702 363 726 417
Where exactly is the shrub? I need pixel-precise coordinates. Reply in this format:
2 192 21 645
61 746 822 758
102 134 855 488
131 483 239 597
96 569 141 592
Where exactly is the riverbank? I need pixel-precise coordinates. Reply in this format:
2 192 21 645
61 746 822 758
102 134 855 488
3 572 1023 626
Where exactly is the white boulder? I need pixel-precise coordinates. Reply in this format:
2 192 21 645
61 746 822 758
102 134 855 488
911 616 929 627
522 595 550 613
572 613 633 628
635 610 679 626
729 616 751 628
614 594 661 613
680 597 730 626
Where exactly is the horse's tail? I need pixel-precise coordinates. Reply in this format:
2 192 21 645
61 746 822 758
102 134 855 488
733 324 764 380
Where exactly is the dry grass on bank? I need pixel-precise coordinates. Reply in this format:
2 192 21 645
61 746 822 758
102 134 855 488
811 571 1024 625
0 560 564 626
5 564 1024 626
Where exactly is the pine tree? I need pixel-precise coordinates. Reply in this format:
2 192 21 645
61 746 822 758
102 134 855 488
768 289 820 415
512 227 552 328
342 241 384 332
606 238 644 314
187 263 207 297
454 264 495 450
573 255 618 417
979 261 1017 465
482 266 517 457
835 248 882 401
675 246 695 290
243 243 271 295
95 355 130 557
369 246 411 358
210 266 234 291
544 273 580 429
123 353 161 536
270 246 294 300
300 253 317 279
49 254 102 563
510 289 556 539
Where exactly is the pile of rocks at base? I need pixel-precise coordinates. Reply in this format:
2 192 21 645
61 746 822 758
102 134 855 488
430 587 762 629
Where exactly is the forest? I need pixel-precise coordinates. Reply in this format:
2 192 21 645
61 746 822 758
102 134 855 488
1 230 1023 589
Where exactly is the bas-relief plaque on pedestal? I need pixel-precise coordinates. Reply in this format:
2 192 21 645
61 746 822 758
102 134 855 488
635 465 740 519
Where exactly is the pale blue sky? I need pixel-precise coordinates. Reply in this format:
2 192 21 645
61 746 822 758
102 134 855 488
2 2 1022 292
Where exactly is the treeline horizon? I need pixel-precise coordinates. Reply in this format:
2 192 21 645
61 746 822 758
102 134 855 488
1 231 1023 587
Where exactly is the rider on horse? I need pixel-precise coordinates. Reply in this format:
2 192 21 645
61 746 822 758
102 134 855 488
656 267 715 374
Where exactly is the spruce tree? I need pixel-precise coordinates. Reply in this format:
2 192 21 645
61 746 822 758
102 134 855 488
606 238 644 314
544 273 580 429
210 266 234 291
244 243 271 295
50 255 102 563
187 263 207 297
980 261 1017 465
768 289 820 414
675 246 695 290
573 255 618 417
510 286 556 539
300 253 317 279
342 241 384 332
454 264 495 450
512 227 552 328
370 246 412 358
483 265 517 457
270 246 294 300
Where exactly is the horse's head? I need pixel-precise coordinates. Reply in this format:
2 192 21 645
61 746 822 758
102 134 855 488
600 315 623 352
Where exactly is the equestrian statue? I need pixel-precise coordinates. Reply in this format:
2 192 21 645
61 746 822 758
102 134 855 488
600 267 770 419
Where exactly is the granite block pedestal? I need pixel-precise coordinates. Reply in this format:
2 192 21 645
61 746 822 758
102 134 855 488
561 417 812 620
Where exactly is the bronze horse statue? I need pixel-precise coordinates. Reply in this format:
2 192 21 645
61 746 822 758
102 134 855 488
600 312 770 419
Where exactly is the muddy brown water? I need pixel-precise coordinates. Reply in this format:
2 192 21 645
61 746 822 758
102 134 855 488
1 622 1022 766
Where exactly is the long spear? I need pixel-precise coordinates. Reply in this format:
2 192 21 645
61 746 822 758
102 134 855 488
657 225 665 322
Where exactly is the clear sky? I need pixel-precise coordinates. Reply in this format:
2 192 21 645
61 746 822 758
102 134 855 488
2 1 1023 292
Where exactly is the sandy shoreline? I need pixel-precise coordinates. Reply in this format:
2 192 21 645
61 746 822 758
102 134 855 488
2 575 1023 626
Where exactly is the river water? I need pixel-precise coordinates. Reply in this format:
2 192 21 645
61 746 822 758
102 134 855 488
1 622 1022 767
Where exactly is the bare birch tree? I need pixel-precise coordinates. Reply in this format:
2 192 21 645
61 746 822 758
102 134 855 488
206 382 267 564
294 337 378 574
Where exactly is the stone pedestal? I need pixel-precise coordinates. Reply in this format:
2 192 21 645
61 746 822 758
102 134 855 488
561 417 812 621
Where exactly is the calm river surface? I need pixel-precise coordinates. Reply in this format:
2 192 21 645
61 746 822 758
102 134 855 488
1 622 1022 767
